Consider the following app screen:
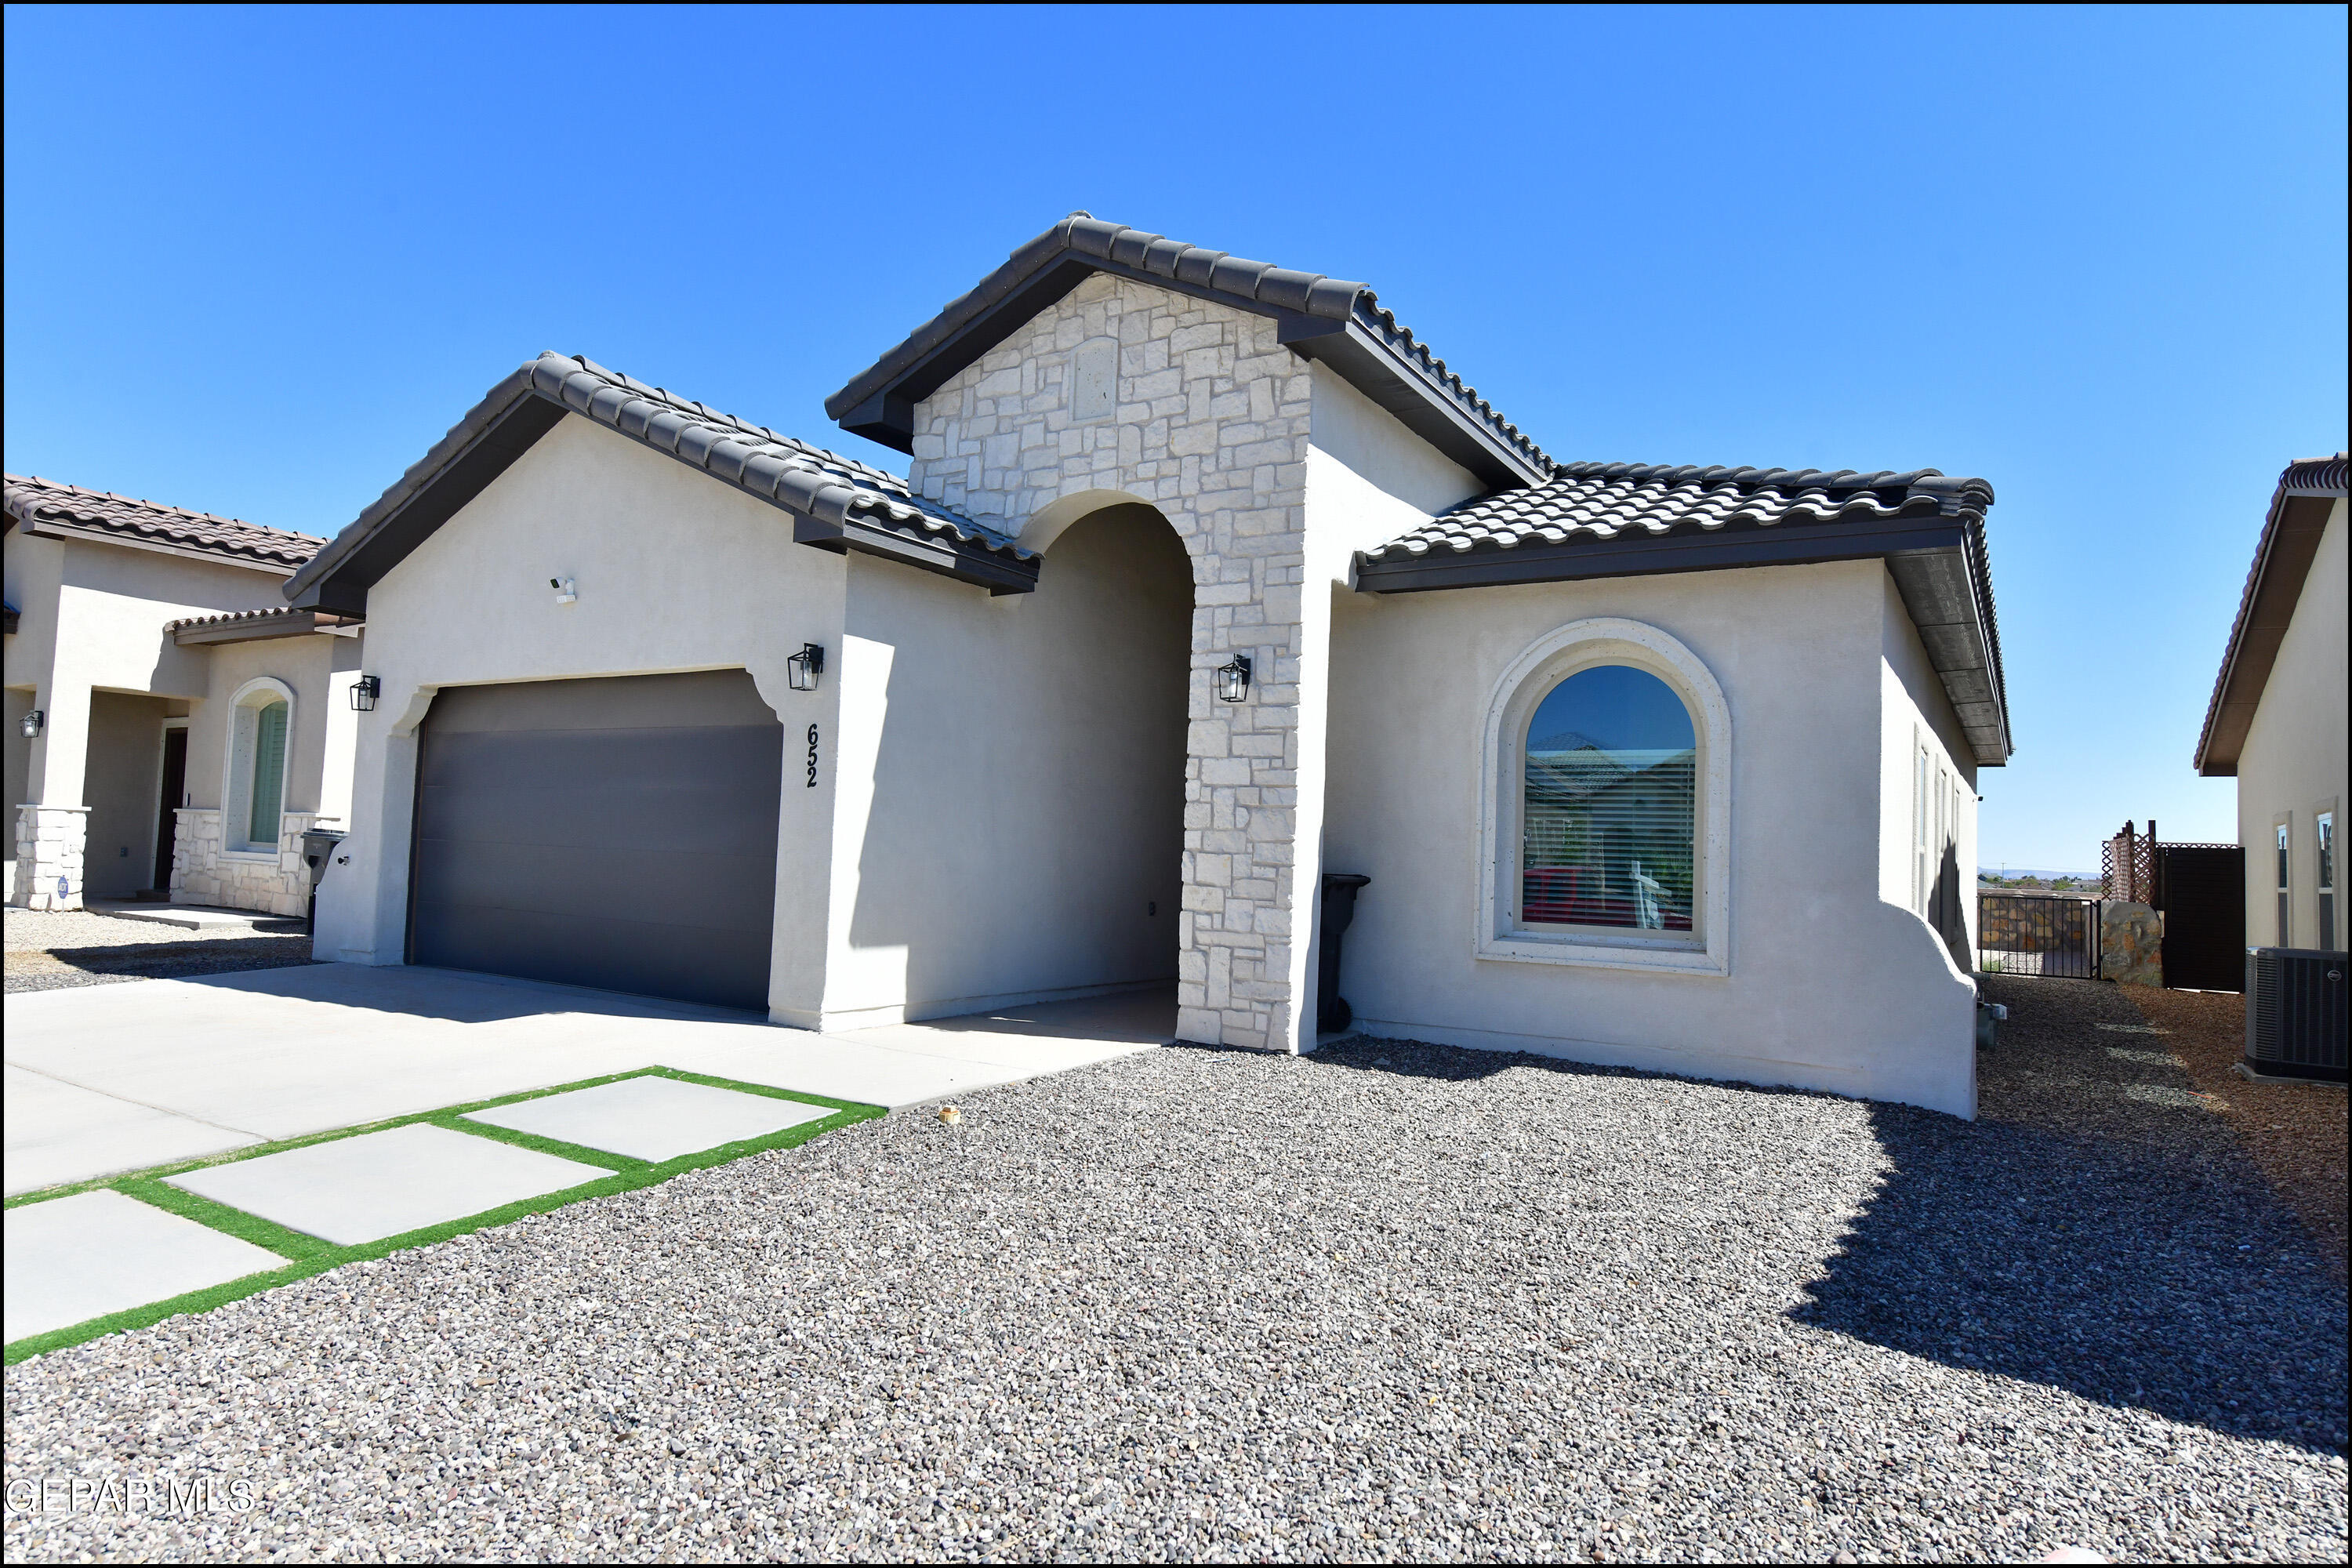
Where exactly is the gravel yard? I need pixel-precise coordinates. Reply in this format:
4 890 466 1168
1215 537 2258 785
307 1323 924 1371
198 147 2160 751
5 976 2344 1562
2123 983 2347 1278
4 906 314 995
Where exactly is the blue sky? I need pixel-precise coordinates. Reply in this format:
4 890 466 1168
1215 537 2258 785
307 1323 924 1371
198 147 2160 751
6 5 2344 870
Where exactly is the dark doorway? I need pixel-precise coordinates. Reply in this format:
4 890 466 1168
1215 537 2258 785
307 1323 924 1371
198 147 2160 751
2155 844 2247 991
152 726 187 892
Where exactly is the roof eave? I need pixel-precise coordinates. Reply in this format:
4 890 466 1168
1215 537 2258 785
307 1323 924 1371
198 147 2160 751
18 515 303 577
1355 505 2013 767
171 608 358 646
2193 470 2347 775
288 365 1039 616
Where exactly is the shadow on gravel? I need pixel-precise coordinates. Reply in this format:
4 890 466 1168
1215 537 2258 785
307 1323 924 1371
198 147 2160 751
27 937 316 975
1796 975 2349 1454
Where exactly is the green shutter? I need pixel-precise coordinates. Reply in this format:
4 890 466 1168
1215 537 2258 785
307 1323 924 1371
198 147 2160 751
249 701 289 846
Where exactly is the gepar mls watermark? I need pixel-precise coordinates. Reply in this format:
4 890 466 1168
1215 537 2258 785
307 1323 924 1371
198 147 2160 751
6 1474 253 1516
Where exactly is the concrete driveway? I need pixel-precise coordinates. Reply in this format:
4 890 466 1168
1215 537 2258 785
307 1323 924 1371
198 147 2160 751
5 964 1168 1195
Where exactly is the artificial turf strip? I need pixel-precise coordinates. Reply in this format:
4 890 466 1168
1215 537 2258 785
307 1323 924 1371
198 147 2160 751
3 1068 884 1364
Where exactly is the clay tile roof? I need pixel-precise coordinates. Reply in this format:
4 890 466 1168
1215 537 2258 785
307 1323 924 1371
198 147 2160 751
2 474 322 571
828 213 1552 481
524 354 1026 560
1363 463 1993 561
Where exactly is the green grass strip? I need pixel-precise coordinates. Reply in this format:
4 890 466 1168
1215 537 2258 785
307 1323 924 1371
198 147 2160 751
5 1068 883 1364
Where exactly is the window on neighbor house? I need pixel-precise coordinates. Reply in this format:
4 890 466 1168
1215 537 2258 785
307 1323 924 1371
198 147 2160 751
227 691 290 852
2318 811 2336 952
1519 665 1697 935
2275 818 2292 946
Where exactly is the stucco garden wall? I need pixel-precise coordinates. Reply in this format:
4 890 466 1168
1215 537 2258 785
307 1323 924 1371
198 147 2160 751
314 414 847 1020
2237 499 2347 949
1323 556 1980 1119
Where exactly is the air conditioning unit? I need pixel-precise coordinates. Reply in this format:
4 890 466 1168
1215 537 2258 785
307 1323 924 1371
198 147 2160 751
2244 947 2348 1082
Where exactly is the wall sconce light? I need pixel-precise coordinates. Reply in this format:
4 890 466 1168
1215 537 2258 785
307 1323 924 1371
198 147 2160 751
350 676 381 713
551 577 578 605
786 642 826 692
1216 654 1253 704
20 709 44 739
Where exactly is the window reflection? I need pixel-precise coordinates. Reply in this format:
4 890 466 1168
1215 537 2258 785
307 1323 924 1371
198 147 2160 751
1522 665 1696 933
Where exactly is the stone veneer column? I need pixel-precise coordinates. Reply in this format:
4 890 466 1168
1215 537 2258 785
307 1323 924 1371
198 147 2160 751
909 272 1316 1051
13 804 89 910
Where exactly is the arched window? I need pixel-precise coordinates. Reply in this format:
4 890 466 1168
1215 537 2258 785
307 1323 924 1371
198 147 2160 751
1480 618 1730 975
224 680 295 853
1520 666 1696 933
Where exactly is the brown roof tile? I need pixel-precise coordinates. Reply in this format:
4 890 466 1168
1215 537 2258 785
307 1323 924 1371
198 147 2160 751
3 474 322 572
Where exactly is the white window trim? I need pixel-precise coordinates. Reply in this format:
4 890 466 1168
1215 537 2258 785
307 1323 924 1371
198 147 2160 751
223 676 297 856
1477 617 1731 977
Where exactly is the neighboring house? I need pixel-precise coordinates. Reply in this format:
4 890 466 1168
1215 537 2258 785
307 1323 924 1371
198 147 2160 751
289 215 2006 1116
2194 453 2349 953
4 477 365 916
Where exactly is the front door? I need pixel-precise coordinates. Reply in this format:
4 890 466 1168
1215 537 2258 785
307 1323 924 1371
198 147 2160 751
152 726 187 893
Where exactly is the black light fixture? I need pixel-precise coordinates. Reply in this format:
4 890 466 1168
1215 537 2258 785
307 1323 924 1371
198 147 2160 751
1216 653 1253 704
350 676 381 713
20 708 43 739
786 642 826 692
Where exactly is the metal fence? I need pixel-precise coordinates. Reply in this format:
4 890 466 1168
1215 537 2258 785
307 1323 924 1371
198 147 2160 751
1977 893 2100 978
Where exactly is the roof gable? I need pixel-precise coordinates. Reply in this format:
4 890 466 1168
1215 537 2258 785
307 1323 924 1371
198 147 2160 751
2194 452 2348 776
285 354 1036 615
4 474 321 575
826 214 1552 491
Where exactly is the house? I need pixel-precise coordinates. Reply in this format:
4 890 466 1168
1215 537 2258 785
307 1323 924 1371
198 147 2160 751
5 477 365 916
289 215 2006 1116
2194 453 2348 953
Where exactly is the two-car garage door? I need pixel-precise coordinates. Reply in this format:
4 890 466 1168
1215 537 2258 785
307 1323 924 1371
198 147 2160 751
408 670 783 1011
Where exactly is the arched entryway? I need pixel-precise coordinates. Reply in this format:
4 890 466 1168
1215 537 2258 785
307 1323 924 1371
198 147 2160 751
1021 502 1191 999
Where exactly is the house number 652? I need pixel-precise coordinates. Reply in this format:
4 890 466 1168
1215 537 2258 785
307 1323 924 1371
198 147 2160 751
805 724 819 788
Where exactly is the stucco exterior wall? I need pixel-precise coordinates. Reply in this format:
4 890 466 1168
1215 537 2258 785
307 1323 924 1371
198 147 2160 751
1878 568 1980 967
164 630 363 915
314 413 847 1017
5 528 302 907
2238 499 2348 949
1323 557 1980 1118
822 506 1191 1027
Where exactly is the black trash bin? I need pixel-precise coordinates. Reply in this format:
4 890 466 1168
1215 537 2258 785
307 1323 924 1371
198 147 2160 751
1318 873 1370 1035
300 827 347 936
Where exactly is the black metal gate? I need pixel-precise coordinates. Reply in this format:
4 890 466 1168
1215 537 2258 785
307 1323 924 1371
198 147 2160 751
1977 894 2100 978
2154 843 2247 992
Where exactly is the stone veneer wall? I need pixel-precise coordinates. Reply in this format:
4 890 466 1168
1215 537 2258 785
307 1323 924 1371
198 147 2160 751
172 808 322 917
909 272 1313 1051
12 804 89 910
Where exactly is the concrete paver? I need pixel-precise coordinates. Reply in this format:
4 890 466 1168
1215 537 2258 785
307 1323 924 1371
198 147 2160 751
3 1190 287 1343
4 1064 260 1196
462 1076 832 1163
5 966 1166 1194
166 1124 613 1247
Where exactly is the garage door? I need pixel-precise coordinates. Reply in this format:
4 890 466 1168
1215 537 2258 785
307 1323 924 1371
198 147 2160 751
409 670 783 1011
